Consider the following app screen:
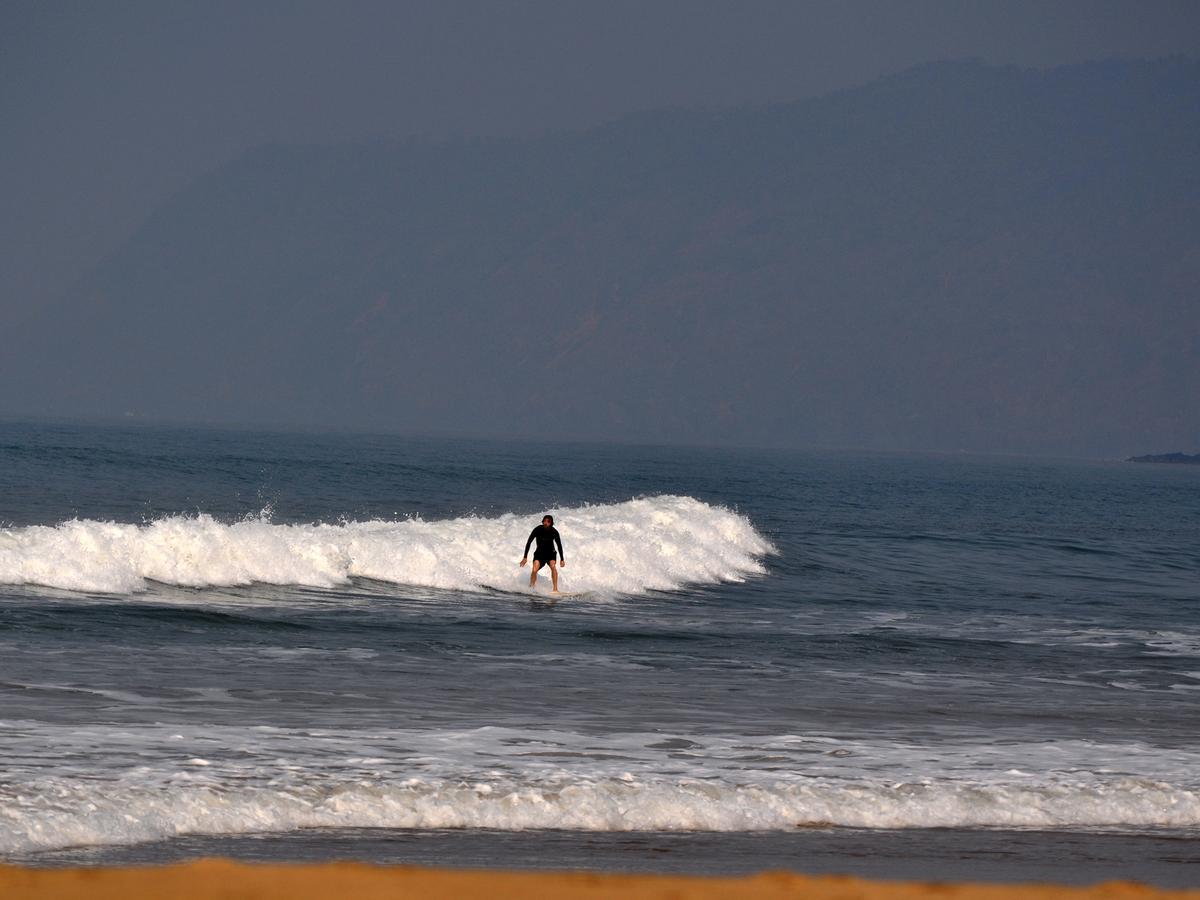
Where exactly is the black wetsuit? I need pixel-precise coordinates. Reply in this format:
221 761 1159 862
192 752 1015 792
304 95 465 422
523 525 564 564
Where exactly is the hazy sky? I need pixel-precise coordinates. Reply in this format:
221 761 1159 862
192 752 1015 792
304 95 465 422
3 0 1199 329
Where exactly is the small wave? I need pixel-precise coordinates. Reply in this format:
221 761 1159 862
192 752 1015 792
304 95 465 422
0 496 773 596
4 723 1198 853
3 774 1198 854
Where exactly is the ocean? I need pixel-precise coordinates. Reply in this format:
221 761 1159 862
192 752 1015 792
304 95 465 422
1 420 1198 885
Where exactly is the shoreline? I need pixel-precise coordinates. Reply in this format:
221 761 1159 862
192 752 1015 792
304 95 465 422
12 826 1200 888
3 861 1200 900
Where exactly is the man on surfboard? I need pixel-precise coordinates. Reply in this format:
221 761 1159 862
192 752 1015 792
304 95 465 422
520 515 565 592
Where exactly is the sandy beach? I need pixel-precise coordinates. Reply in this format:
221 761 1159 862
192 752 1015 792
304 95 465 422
2 861 1199 900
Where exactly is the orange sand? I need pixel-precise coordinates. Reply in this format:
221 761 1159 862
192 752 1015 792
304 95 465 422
1 861 1198 900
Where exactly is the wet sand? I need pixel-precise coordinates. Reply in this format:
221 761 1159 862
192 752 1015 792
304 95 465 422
3 861 1200 900
15 827 1200 888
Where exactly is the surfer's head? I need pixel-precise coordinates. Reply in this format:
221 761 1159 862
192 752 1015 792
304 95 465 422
542 515 554 527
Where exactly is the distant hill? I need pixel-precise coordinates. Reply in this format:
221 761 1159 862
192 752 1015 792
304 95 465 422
4 58 1198 455
1127 453 1200 464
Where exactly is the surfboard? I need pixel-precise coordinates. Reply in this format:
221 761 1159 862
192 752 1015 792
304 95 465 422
487 586 590 599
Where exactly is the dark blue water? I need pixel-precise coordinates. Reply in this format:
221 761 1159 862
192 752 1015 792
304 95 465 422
1 419 1198 881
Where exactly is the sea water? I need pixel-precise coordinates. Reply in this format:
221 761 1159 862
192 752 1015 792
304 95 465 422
1 420 1197 882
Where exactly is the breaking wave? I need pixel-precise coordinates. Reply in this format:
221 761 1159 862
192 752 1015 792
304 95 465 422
4 722 1198 854
0 495 772 595
4 774 1198 855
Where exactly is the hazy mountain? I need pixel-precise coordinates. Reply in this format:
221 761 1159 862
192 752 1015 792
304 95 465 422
4 58 1197 456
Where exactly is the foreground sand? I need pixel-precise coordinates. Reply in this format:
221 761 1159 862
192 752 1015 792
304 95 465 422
2 861 1198 900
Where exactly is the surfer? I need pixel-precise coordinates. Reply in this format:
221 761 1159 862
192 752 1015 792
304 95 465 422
520 515 565 592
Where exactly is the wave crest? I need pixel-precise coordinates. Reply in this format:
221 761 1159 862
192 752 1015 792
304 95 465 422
0 496 773 595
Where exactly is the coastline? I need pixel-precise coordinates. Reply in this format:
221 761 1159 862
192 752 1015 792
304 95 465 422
3 860 1200 900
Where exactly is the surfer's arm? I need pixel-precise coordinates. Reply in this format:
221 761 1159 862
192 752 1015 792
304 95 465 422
521 529 537 559
554 531 564 563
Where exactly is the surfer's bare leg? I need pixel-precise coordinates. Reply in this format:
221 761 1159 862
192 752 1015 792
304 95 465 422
529 560 542 587
548 559 559 592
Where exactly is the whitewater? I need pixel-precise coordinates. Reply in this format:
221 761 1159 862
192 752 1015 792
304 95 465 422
0 496 772 595
4 722 1200 855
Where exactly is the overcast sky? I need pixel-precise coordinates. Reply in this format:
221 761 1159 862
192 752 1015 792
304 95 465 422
3 0 1198 330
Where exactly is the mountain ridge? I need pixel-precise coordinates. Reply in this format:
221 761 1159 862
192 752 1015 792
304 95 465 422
4 57 1198 455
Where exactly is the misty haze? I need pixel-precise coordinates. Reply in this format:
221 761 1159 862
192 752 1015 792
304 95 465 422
3 58 1197 457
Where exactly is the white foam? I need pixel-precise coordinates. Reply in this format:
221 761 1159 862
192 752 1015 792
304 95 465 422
3 773 1198 855
3 722 1199 854
0 496 773 595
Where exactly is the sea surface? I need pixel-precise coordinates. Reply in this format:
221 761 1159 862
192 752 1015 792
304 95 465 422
1 420 1198 884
